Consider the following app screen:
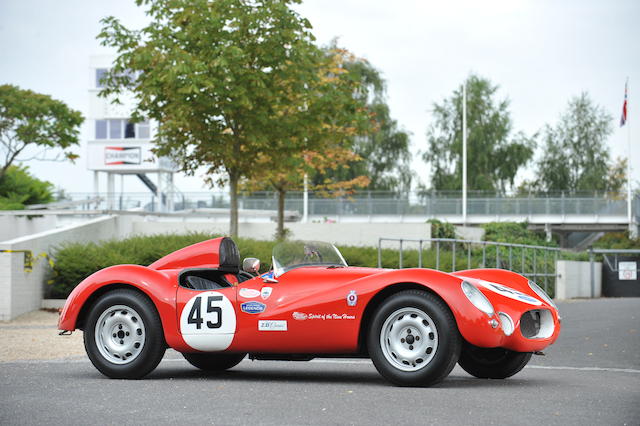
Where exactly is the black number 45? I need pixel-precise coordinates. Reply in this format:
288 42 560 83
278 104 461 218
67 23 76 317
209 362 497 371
187 296 223 330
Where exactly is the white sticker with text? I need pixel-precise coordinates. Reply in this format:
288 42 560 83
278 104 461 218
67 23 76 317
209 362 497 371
258 320 288 331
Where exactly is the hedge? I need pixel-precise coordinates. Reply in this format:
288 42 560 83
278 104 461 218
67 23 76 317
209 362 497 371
47 227 567 298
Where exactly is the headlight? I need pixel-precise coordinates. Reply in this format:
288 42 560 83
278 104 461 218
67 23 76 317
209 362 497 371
498 312 514 336
461 281 494 316
528 280 557 309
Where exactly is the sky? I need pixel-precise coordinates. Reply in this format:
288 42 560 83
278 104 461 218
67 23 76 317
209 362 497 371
0 0 638 194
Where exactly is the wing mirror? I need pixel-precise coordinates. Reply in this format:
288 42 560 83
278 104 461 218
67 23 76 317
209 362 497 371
242 257 260 276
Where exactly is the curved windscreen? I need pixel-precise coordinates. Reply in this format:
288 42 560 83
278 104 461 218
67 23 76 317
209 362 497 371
272 240 347 277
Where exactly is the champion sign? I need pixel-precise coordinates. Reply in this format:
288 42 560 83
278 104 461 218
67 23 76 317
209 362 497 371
241 301 266 314
105 146 141 165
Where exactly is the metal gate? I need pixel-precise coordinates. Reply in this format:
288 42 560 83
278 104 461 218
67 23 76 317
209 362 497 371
378 237 562 295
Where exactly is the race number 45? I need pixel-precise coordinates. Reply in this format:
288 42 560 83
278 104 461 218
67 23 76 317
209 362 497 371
180 291 236 350
188 295 223 329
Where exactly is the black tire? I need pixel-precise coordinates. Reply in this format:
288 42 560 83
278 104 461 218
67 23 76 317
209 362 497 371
367 290 461 387
83 289 166 379
458 342 532 379
182 352 246 371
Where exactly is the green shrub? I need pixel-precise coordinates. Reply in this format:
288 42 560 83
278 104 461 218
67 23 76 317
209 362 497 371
427 219 456 239
0 165 54 210
482 221 555 247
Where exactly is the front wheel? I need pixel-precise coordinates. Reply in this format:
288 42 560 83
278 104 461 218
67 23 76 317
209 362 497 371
84 289 166 379
367 290 461 387
182 352 246 371
458 343 532 379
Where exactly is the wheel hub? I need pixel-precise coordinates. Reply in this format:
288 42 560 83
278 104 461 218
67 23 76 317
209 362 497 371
95 305 146 365
379 307 439 372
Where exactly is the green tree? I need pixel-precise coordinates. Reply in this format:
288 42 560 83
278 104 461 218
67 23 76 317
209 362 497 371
0 84 83 180
244 47 372 239
311 56 412 194
423 74 534 192
0 165 54 210
99 0 330 236
535 93 624 192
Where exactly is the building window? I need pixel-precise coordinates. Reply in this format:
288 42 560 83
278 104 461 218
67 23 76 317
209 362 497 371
94 119 151 140
137 121 150 139
96 68 108 89
125 121 135 138
96 120 107 139
109 119 122 139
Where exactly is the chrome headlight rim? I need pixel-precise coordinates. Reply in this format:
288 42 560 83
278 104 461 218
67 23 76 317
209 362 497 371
461 281 495 317
528 280 557 310
498 312 514 336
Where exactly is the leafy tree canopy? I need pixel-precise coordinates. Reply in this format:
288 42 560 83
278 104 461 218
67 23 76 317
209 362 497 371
534 92 624 193
0 84 83 180
311 55 412 195
423 74 534 193
242 46 373 239
99 0 335 236
0 165 54 210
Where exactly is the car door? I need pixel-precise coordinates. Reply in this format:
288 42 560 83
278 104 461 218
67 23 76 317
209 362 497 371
228 267 361 353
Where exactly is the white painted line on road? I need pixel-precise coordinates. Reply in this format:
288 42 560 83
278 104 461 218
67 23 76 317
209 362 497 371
526 365 640 374
3 357 639 375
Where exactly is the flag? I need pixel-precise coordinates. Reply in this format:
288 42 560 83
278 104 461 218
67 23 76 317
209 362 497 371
620 80 628 127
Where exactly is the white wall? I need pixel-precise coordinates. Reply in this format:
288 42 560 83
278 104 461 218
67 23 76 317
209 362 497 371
556 260 602 300
131 220 431 248
0 215 58 241
0 216 120 320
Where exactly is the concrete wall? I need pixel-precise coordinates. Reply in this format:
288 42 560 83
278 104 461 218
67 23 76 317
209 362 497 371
0 216 120 320
130 220 431 248
556 260 602 300
0 215 58 242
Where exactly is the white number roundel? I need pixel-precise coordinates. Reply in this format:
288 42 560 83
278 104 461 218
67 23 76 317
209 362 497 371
180 291 236 351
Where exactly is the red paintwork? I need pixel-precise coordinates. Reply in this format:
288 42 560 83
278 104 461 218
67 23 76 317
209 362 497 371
59 237 561 356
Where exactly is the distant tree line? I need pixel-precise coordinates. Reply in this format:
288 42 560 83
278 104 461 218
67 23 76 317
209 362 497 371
423 74 627 195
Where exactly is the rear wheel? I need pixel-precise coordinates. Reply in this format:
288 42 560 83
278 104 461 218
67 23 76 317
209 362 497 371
84 289 166 379
458 342 532 379
367 290 461 387
182 352 246 371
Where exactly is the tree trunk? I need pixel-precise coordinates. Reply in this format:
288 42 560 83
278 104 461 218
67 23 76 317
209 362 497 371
277 187 286 240
229 170 239 237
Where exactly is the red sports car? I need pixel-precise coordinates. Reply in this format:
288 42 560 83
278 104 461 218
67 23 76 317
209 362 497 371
58 237 561 386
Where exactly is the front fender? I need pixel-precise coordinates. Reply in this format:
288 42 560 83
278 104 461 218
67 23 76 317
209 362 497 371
359 268 505 348
58 264 183 349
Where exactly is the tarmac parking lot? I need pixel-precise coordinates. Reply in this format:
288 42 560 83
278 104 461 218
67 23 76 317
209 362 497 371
1 298 639 425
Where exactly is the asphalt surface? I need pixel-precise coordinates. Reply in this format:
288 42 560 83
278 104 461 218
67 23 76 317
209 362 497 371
1 298 639 426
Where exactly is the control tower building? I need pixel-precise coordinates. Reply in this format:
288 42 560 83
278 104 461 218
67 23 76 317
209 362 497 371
87 55 178 212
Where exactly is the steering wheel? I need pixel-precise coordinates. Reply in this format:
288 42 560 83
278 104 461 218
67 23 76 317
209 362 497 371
237 271 255 283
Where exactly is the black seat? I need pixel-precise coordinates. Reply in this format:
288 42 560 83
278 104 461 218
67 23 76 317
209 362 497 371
184 274 231 290
219 237 240 274
179 238 245 290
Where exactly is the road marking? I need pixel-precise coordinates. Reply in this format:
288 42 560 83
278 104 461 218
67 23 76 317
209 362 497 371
526 365 640 374
3 357 640 374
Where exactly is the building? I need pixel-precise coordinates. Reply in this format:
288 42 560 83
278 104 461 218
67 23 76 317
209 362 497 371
87 55 178 211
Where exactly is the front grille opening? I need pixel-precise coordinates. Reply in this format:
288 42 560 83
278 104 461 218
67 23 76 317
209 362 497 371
520 309 554 339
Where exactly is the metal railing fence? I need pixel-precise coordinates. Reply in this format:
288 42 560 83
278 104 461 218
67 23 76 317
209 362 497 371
62 190 637 218
378 237 563 295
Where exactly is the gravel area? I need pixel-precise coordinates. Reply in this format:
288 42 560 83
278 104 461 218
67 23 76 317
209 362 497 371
0 310 85 362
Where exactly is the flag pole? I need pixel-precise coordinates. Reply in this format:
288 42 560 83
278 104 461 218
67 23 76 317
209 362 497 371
627 77 632 231
462 81 467 225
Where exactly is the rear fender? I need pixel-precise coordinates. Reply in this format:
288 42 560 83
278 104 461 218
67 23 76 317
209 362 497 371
58 264 186 349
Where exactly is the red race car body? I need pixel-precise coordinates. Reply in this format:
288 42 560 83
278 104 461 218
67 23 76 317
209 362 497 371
59 237 560 386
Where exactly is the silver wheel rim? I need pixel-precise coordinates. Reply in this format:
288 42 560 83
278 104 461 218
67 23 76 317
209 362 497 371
94 305 146 365
380 307 439 372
